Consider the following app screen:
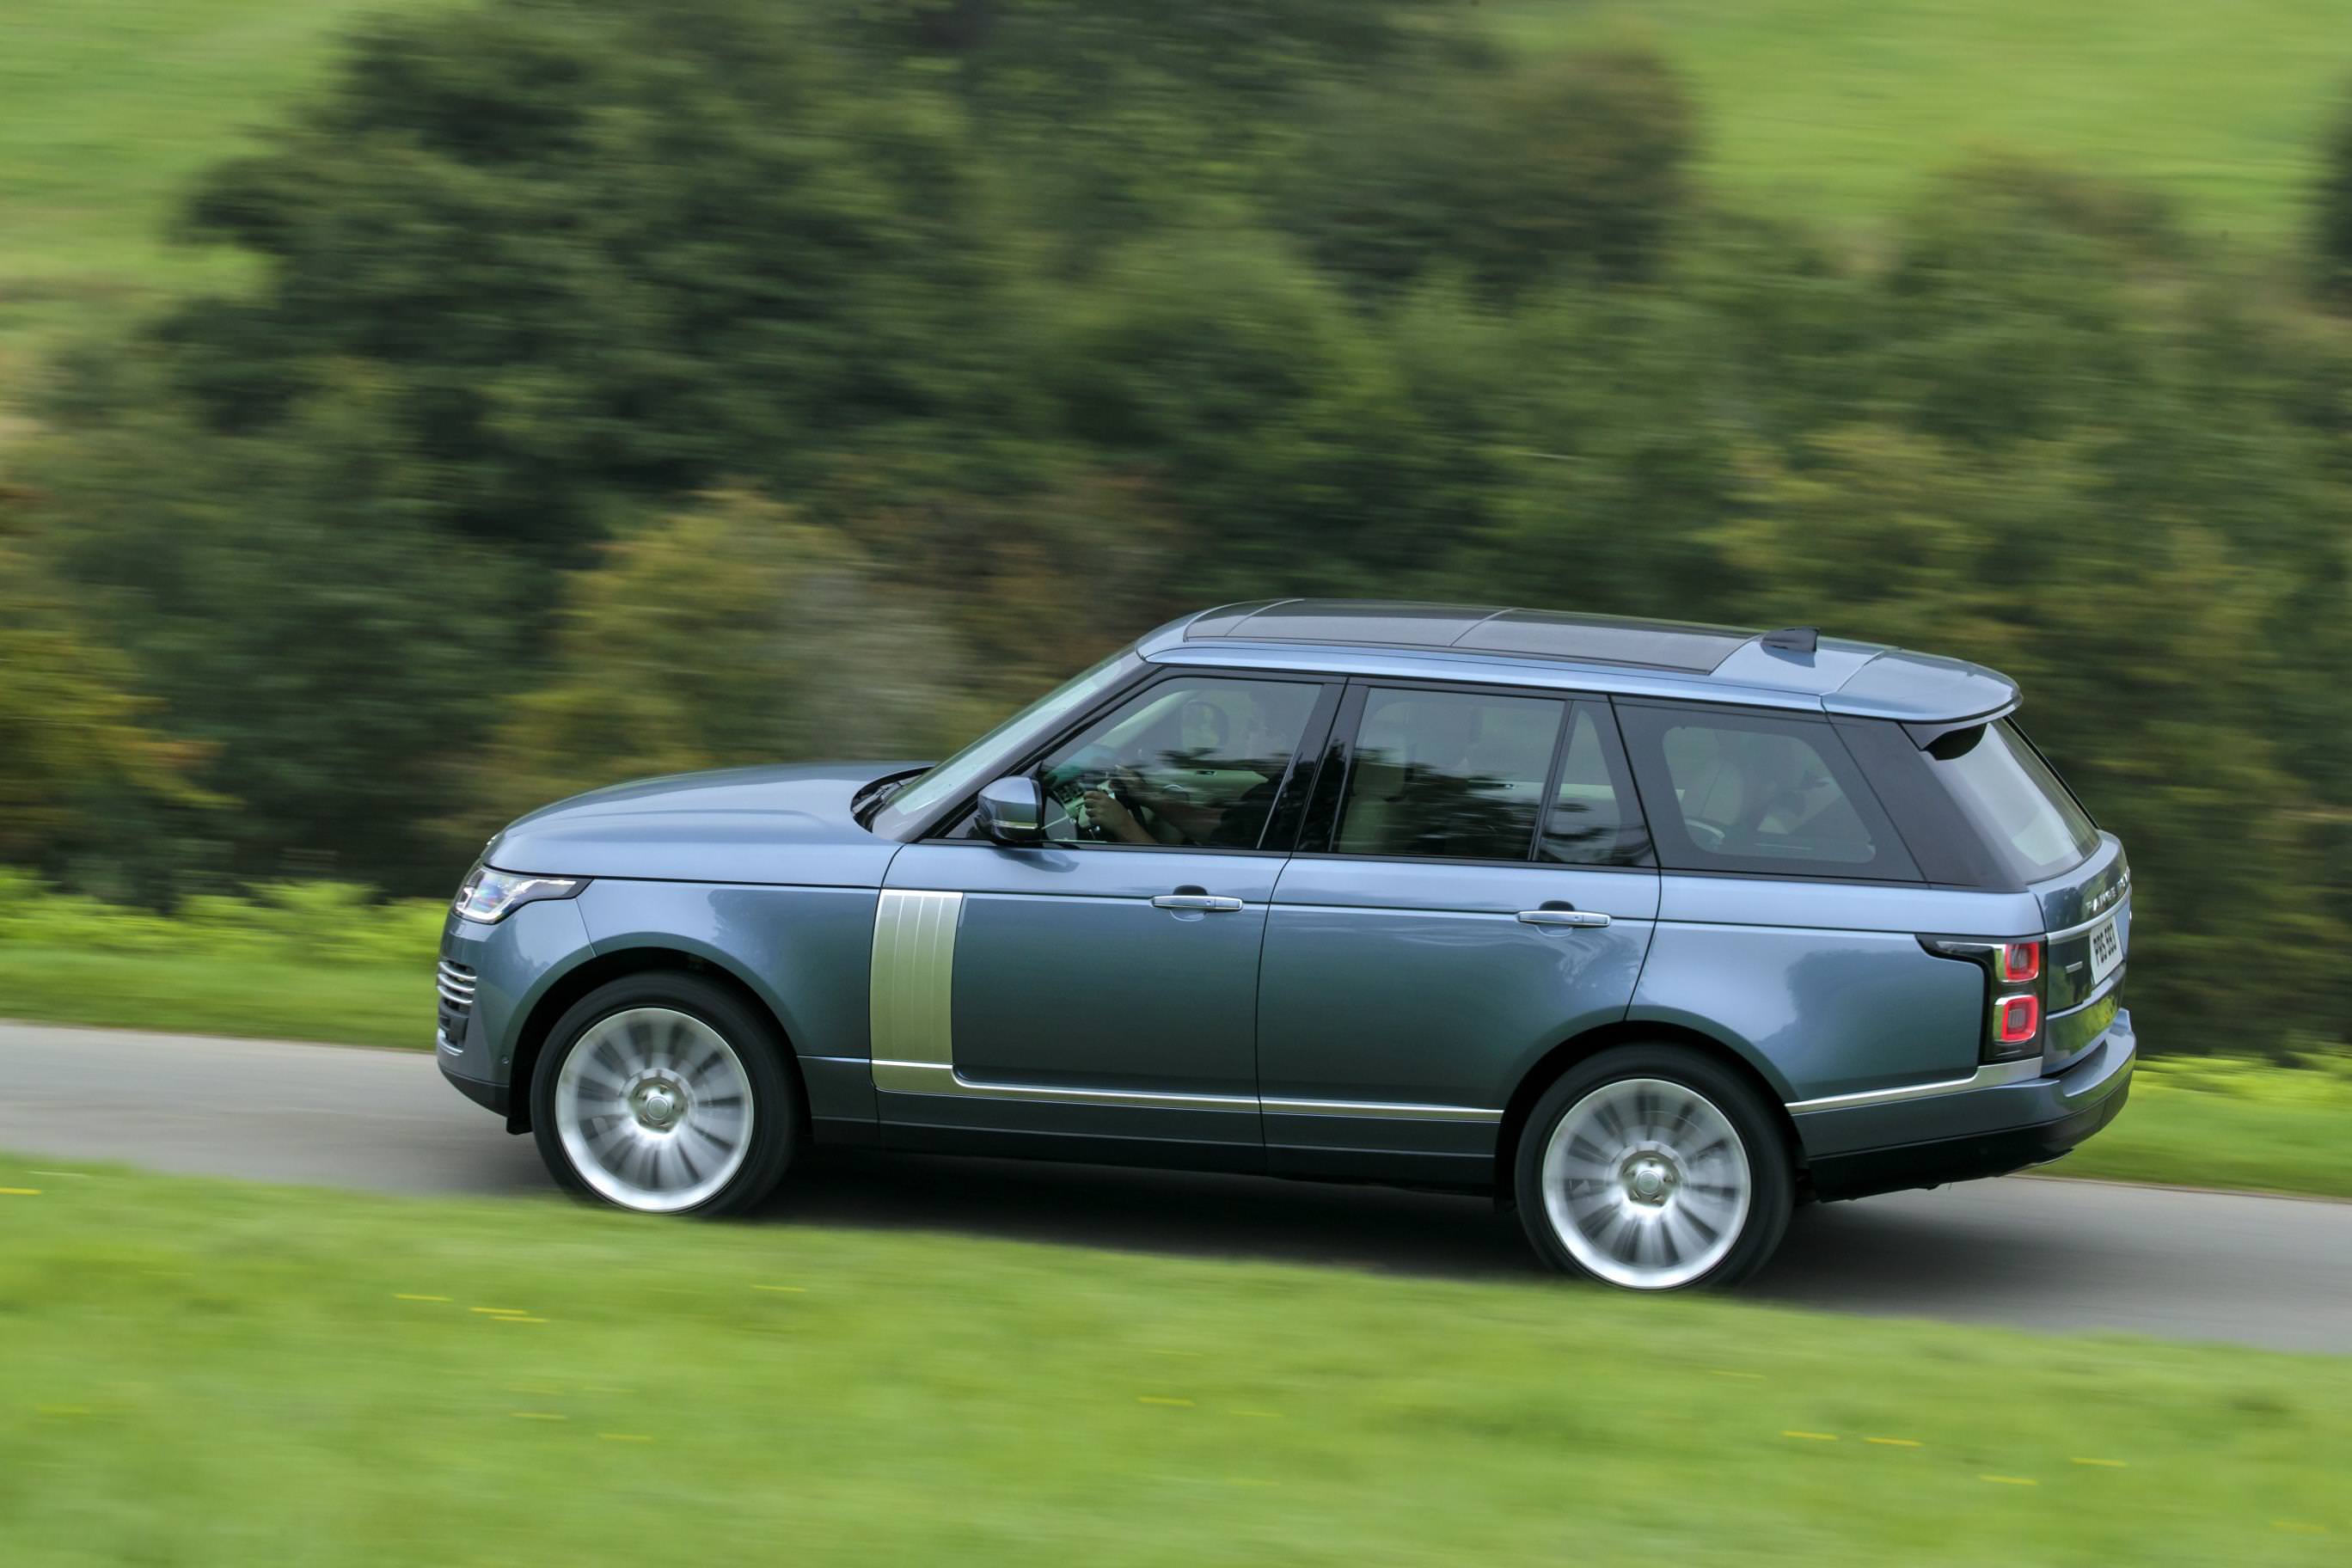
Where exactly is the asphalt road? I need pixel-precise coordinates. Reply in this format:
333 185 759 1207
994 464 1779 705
4 1020 2346 1354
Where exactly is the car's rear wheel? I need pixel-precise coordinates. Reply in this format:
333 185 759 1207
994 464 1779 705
530 973 799 1216
1513 1044 1792 1290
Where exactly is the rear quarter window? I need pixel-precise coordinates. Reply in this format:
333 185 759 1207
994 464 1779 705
1922 720 2100 883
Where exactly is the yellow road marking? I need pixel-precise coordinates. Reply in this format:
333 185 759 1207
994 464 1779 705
1137 1396 1195 1408
395 1294 451 1302
492 1315 548 1324
2273 1522 2329 1534
1980 1475 2037 1486
1865 1437 1922 1448
1782 1430 1838 1442
2071 1457 2127 1468
0 1187 40 1197
511 1412 567 1421
470 1307 532 1316
752 1285 805 1294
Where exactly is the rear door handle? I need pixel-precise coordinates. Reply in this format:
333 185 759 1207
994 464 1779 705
1517 909 1610 928
1153 893 1245 912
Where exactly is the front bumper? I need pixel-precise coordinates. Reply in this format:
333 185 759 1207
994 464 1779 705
434 895 596 1121
1796 1008 2137 1201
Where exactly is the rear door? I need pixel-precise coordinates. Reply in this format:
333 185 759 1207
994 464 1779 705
1257 683 1659 1185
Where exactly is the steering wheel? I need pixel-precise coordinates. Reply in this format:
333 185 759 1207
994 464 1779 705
1041 746 1162 842
1684 818 1730 851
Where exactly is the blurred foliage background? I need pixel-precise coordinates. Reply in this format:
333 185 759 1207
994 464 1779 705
3 0 2351 1063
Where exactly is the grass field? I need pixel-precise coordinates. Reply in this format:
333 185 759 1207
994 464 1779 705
0 0 434 383
1498 0 2352 242
0 1155 2344 1566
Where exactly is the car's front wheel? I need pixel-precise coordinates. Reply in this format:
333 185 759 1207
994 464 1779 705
1513 1044 1792 1290
530 973 800 1216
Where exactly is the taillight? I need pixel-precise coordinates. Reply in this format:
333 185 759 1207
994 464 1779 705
1920 933 2049 1065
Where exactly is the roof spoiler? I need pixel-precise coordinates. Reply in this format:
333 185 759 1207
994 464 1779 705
1898 701 2021 750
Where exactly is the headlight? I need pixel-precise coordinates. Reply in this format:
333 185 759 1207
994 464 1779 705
454 867 587 923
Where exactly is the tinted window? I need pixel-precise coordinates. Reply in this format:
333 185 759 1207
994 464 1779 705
1540 705 1650 866
1336 689 1562 861
1924 720 2099 881
1618 704 1918 880
1032 677 1322 849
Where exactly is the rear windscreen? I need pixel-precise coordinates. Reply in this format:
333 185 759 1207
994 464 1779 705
1923 720 2100 882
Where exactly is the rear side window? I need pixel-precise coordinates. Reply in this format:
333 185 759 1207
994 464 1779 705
1539 705 1651 867
1923 720 2098 882
1336 688 1560 861
1616 703 1919 881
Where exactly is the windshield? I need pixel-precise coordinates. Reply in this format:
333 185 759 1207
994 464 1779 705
1924 719 2100 882
871 652 1138 837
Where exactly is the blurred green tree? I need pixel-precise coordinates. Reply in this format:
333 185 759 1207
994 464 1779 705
469 490 959 829
0 499 215 897
1277 50 1696 298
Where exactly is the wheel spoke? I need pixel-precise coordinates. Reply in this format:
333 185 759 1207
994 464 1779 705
1540 1075 1752 1290
554 1007 756 1214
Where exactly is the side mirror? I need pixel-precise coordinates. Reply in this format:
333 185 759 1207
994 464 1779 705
975 775 1045 845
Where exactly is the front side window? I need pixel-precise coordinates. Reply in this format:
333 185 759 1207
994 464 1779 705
1032 677 1324 849
1335 688 1564 861
1617 703 1918 879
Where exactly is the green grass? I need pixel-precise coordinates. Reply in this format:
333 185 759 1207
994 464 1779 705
0 0 436 384
1498 0 2352 242
0 1155 2345 1566
2049 1056 2352 1199
0 946 426 1048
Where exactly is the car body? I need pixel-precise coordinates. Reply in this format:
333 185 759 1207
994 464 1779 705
438 600 2135 1289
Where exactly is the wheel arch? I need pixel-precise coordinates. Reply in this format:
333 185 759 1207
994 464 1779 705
505 944 805 1135
1492 1020 1805 1193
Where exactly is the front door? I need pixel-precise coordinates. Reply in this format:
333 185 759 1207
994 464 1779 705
1257 685 1660 1185
873 671 1336 1166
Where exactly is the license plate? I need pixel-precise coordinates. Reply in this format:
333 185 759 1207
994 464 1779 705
2086 915 2122 986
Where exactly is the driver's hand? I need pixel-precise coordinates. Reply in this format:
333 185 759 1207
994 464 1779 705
1083 787 1152 845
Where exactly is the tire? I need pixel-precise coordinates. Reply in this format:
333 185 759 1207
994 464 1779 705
530 972 801 1216
1512 1044 1792 1290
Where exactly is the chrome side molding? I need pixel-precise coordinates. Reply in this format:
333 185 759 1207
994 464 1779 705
1785 1057 2043 1113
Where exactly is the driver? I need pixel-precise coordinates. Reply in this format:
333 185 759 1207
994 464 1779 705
1081 707 1289 849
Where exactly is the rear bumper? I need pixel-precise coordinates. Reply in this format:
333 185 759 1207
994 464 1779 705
1796 1008 2136 1201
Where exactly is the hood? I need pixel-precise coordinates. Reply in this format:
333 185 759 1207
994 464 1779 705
487 761 928 887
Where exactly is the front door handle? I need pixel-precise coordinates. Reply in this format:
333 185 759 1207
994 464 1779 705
1153 893 1245 912
1517 908 1610 928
